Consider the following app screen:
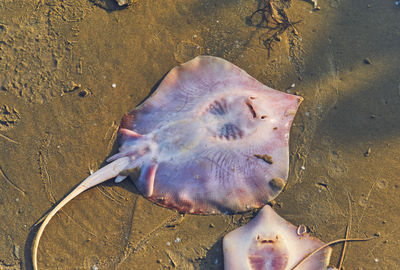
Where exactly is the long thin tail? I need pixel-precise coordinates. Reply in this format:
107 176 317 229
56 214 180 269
32 157 130 270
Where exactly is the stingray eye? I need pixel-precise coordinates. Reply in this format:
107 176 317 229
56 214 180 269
249 96 256 100
261 115 267 120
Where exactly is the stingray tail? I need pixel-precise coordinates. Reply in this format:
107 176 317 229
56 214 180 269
106 131 159 197
32 157 130 270
106 129 158 186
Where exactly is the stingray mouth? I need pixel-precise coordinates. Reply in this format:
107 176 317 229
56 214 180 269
246 100 257 119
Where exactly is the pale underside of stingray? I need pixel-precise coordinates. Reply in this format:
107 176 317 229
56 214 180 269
32 56 302 270
223 205 335 270
113 56 303 214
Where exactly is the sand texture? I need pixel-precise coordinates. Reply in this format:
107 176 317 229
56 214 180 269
0 0 399 269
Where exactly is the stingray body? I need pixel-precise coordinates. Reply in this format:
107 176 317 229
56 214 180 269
112 56 302 214
223 205 333 270
32 56 302 269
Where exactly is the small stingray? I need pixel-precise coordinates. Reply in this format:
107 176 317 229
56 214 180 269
32 56 302 269
223 205 334 270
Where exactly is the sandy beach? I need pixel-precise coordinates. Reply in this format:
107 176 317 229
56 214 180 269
0 0 399 269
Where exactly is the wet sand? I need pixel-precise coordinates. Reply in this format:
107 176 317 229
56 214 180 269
0 0 399 269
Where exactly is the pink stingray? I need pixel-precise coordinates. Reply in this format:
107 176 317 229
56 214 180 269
32 56 302 269
223 205 335 270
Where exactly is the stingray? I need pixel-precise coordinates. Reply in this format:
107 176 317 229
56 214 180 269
223 205 336 270
32 56 302 269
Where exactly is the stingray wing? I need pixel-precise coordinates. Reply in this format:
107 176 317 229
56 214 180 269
146 146 289 214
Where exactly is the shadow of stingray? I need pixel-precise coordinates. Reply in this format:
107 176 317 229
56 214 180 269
136 71 169 107
199 238 224 270
24 226 37 270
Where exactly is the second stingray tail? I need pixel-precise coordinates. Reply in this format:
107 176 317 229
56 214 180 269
32 156 130 270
